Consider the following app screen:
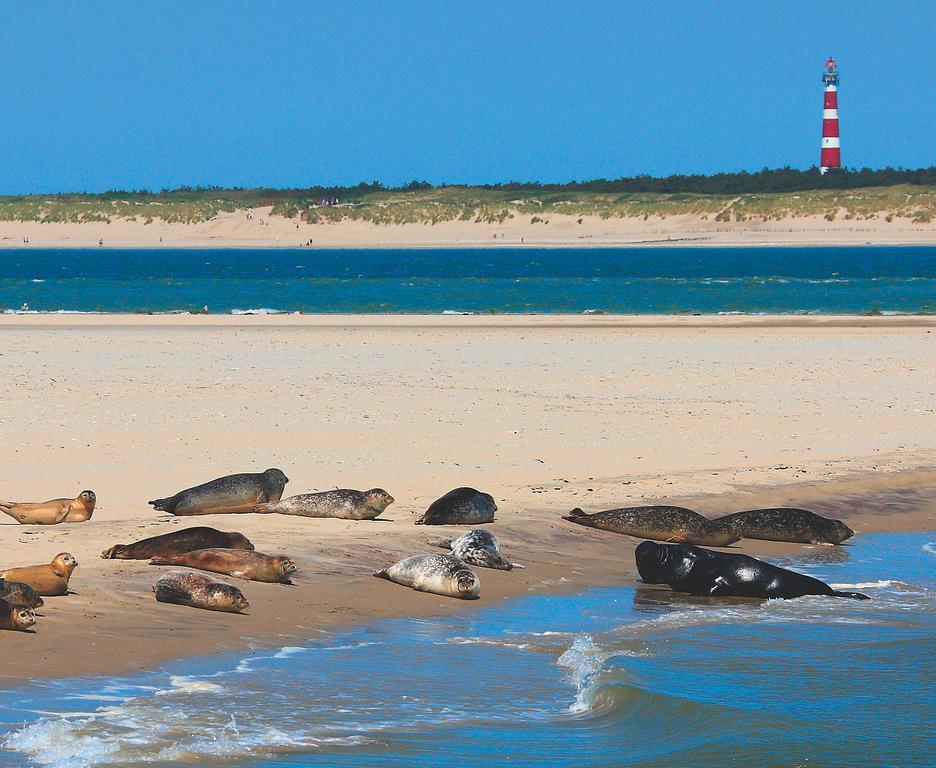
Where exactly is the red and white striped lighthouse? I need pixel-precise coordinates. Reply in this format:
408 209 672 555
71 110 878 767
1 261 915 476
820 57 841 173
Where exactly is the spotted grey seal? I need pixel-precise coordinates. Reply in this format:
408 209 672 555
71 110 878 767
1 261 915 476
635 541 870 600
0 578 44 609
432 529 521 571
150 549 297 583
564 505 741 547
254 488 394 520
153 571 250 613
713 508 854 545
374 553 480 599
0 598 36 632
0 553 78 596
414 488 497 526
148 469 288 515
101 526 255 560
0 490 96 525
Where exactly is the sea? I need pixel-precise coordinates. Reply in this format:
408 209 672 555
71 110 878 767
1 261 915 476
0 532 933 768
1 246 934 314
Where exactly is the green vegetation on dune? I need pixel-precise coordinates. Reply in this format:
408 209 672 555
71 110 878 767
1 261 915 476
1 168 934 226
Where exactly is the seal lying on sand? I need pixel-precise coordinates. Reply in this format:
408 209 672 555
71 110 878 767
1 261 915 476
635 541 870 600
432 529 521 571
150 549 297 583
415 488 496 526
564 506 741 547
0 578 44 609
153 571 250 613
713 508 854 545
0 598 36 632
0 490 96 524
254 488 394 520
0 553 78 596
149 469 288 515
101 526 254 560
374 554 480 599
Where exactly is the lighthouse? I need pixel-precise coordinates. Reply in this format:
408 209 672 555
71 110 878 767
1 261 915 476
820 57 841 173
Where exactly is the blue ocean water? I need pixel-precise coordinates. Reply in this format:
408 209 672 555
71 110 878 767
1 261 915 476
1 532 933 768
1 247 934 314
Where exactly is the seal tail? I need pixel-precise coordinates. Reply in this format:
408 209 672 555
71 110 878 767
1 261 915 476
148 556 181 566
510 562 525 569
830 590 871 600
413 516 426 525
373 568 391 580
428 538 453 550
100 545 125 559
562 508 595 527
252 502 275 514
148 498 176 513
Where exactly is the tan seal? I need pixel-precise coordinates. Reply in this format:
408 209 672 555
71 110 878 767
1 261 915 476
153 571 250 613
149 549 297 583
0 553 78 596
0 491 96 525
0 598 37 632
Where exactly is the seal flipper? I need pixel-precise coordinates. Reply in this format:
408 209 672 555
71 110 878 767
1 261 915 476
101 545 125 559
373 568 391 580
148 556 182 566
429 538 453 550
149 497 177 513
562 508 596 527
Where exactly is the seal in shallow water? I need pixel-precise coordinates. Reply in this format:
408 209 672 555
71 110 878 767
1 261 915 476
432 529 520 570
0 598 36 632
101 526 255 560
635 540 869 600
0 490 96 524
148 469 288 516
153 571 250 613
374 553 480 599
0 553 78 596
149 549 297 583
0 578 44 609
415 488 497 526
564 506 741 547
713 508 854 545
254 488 394 520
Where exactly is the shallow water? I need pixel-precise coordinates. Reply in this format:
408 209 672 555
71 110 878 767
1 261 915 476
2 247 934 314
0 532 933 767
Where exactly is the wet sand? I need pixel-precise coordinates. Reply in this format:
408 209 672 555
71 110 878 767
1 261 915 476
0 315 933 680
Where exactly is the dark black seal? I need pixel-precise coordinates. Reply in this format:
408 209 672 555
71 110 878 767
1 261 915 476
634 540 869 600
415 487 497 525
713 508 854 545
0 578 44 609
148 469 289 515
101 526 255 559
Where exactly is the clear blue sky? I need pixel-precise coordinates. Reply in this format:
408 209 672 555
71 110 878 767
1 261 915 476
1 1 933 192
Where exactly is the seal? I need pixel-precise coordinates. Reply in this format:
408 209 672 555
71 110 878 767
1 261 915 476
0 553 78 596
254 488 394 520
153 571 250 613
563 506 741 547
635 540 870 600
432 529 521 571
414 488 497 526
149 549 297 583
0 598 36 632
713 508 854 545
0 490 96 525
101 526 255 560
374 553 480 599
0 578 45 609
148 469 288 516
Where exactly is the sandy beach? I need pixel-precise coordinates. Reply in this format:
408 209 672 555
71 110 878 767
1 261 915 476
0 314 934 680
2 208 935 249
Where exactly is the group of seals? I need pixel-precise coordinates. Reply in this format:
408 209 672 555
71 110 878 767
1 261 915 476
0 491 96 525
564 504 853 547
635 541 870 600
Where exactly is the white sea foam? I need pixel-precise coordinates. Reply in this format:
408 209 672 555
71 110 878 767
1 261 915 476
557 634 611 713
829 580 897 590
153 676 226 695
923 542 936 556
441 310 474 315
231 307 288 315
